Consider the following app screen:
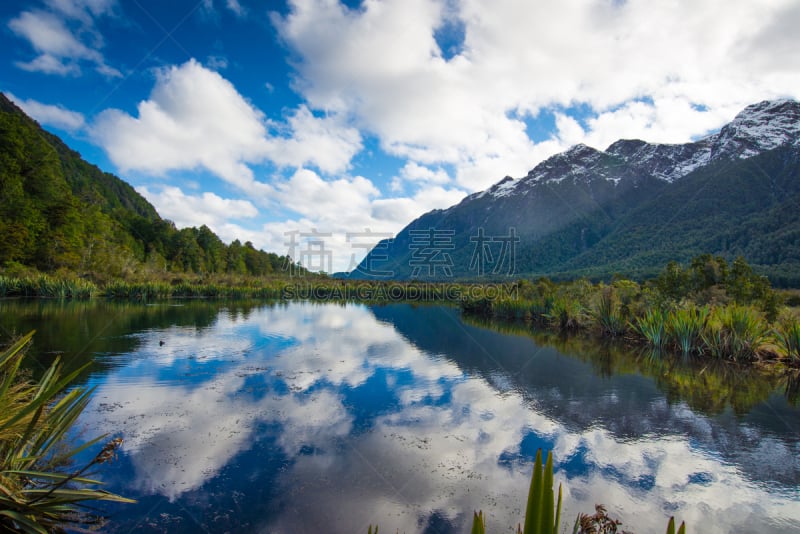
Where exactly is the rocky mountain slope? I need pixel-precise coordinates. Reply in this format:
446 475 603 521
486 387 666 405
352 99 800 284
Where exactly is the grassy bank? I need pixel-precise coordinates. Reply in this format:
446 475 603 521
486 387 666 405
461 255 800 367
0 272 512 303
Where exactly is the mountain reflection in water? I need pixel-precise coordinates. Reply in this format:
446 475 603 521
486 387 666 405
1 300 797 533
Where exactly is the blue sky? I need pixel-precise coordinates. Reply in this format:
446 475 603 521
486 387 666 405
2 0 799 272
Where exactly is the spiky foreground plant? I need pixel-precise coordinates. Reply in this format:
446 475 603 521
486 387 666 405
0 331 133 532
372 450 686 534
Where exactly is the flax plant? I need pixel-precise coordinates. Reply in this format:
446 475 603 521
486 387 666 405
0 331 133 532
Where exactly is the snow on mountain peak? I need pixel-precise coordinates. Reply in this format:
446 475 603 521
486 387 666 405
710 99 800 160
471 99 799 203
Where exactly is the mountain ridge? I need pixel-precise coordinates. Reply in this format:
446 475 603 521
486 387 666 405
353 99 800 284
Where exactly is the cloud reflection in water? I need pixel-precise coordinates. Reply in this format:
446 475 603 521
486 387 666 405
80 302 799 533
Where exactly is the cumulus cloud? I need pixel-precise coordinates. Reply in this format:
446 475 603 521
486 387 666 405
6 93 86 132
135 185 258 229
397 162 451 186
264 106 362 174
273 0 800 190
256 169 466 272
92 60 362 194
8 0 120 77
92 60 271 191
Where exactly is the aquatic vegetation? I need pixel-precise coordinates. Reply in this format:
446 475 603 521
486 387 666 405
591 288 627 337
471 511 486 534
545 297 584 331
0 274 97 299
666 516 687 534
702 305 770 361
667 306 709 355
0 331 133 531
520 449 562 534
573 504 623 533
633 309 668 349
467 449 561 534
775 318 800 364
375 448 683 534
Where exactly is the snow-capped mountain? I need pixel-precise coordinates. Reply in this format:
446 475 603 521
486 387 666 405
352 99 800 281
486 99 800 197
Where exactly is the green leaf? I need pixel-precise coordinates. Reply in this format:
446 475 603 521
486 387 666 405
0 509 49 534
471 510 486 534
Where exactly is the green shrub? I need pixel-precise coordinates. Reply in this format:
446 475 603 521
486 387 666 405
667 306 708 355
546 298 584 331
702 306 769 361
592 288 627 337
633 309 667 349
775 319 800 364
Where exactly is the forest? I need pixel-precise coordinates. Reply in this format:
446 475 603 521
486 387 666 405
0 94 303 282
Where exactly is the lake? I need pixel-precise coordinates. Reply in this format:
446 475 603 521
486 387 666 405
1 299 798 533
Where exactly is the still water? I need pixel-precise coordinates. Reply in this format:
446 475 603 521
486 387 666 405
1 299 799 533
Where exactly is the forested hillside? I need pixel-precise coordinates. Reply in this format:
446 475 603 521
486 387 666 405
0 93 300 279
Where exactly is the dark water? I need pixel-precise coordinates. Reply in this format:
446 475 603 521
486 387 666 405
1 299 798 533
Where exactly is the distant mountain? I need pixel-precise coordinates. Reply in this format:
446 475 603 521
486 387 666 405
353 100 800 285
0 93 298 278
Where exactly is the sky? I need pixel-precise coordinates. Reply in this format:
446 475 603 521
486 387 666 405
2 0 800 272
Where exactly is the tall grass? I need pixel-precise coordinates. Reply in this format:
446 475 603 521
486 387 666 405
545 298 584 331
702 306 769 361
775 319 800 364
592 289 627 337
668 306 709 355
0 332 133 531
633 309 667 349
0 275 97 299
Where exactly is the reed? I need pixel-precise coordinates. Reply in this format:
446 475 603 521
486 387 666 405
0 275 97 299
494 297 533 321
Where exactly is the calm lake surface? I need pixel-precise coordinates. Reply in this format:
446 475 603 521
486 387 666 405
1 299 799 533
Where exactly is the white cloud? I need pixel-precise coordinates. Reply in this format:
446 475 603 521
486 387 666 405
274 169 378 225
398 162 451 186
264 106 362 174
226 0 246 17
6 93 86 132
93 60 363 195
256 169 467 272
273 0 800 191
135 185 258 230
46 0 115 21
8 4 120 78
92 59 271 192
205 54 229 70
